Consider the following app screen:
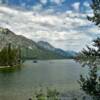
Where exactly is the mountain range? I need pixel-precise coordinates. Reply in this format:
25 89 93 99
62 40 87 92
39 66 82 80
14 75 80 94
0 27 77 59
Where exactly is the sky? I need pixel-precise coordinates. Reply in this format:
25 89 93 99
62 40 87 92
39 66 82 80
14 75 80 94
0 0 100 51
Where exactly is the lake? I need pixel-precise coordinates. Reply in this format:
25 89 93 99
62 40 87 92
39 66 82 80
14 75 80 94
0 60 85 100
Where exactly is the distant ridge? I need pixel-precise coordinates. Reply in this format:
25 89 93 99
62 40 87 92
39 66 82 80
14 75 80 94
37 41 77 58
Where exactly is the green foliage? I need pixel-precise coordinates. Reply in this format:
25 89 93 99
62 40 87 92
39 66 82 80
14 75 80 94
21 47 65 60
32 89 60 100
78 66 100 100
35 91 46 100
0 47 8 65
93 37 100 51
0 43 21 66
46 88 60 100
87 0 100 26
77 37 100 100
75 38 100 67
77 1 100 96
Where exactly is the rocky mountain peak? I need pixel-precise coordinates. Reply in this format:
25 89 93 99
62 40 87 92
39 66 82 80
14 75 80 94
0 27 13 35
37 41 56 51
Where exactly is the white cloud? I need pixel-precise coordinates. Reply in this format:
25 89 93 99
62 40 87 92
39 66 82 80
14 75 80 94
83 1 90 8
40 0 48 4
32 4 42 11
83 1 92 14
72 2 80 12
50 0 64 4
0 5 99 51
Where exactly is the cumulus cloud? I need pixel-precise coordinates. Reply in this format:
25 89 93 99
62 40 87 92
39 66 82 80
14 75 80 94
32 4 43 11
0 5 99 51
72 2 80 12
39 0 48 4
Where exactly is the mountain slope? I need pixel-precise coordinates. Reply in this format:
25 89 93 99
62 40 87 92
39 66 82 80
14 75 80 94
0 27 65 59
37 41 56 51
37 41 77 58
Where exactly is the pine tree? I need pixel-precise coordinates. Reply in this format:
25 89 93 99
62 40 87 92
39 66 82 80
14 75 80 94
0 47 8 66
87 0 100 26
77 0 100 99
0 43 21 66
78 66 100 100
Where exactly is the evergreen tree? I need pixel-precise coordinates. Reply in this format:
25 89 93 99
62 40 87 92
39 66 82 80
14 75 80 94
7 43 12 66
0 47 8 66
87 0 100 26
77 0 100 99
78 66 100 100
0 43 21 66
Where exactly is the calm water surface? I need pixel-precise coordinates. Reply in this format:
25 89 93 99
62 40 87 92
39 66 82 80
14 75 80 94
0 60 85 100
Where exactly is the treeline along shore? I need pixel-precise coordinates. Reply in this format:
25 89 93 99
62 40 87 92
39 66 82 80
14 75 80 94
0 43 21 68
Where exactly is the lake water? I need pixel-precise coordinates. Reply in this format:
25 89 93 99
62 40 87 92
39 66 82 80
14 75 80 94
0 60 85 100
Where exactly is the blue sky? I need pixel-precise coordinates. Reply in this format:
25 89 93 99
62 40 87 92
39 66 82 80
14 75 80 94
0 0 100 51
1 0 91 12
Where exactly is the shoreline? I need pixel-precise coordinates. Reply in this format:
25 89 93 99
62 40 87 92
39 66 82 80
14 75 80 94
0 64 22 72
0 66 11 69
